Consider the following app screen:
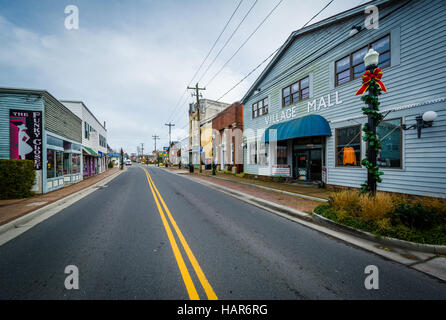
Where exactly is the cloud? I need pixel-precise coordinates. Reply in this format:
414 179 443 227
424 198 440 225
0 0 364 154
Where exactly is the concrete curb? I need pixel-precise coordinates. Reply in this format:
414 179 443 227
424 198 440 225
171 169 446 256
312 211 446 255
168 169 328 202
0 169 125 236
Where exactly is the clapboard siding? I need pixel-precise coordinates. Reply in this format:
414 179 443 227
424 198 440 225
243 0 446 198
0 93 44 159
44 96 82 143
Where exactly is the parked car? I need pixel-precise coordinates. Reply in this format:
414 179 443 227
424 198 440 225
125 159 132 166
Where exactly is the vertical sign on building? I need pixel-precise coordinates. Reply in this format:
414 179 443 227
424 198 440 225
9 109 43 170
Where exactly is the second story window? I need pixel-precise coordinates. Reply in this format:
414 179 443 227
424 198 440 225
336 34 390 86
252 97 268 119
84 122 90 140
282 76 309 107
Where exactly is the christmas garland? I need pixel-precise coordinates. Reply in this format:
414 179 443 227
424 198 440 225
355 69 387 194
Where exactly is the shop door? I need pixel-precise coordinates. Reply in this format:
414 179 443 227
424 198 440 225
295 151 309 181
309 149 322 181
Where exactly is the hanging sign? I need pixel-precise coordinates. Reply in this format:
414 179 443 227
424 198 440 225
9 109 43 170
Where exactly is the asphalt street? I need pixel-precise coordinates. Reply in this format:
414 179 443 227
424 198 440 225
0 165 445 299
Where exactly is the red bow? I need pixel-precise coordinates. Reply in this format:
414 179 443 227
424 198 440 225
355 68 387 96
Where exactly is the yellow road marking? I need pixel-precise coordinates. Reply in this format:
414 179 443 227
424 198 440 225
147 171 218 300
142 168 199 300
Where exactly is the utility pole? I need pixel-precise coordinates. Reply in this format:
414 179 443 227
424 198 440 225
165 122 175 165
152 134 160 167
141 143 144 164
187 83 206 173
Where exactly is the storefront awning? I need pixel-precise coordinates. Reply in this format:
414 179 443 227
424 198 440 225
82 146 98 156
263 115 331 143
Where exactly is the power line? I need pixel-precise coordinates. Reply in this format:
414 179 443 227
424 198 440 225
243 0 407 98
214 0 336 102
197 0 259 84
216 47 280 101
204 0 284 88
166 0 244 124
189 0 244 87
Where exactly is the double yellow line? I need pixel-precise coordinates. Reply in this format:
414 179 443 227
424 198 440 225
141 167 218 300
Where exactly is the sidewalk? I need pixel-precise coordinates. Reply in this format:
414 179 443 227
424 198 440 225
164 166 327 214
0 168 121 226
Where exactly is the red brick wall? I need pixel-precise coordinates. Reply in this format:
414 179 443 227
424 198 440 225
212 102 243 131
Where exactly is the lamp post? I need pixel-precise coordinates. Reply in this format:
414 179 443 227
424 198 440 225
356 49 388 195
364 49 379 195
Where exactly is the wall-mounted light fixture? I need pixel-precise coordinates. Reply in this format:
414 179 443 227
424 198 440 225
349 25 362 37
402 111 438 138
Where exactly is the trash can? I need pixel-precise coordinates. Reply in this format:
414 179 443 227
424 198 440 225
189 164 194 173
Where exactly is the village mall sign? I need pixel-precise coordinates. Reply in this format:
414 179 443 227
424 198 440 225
264 91 342 125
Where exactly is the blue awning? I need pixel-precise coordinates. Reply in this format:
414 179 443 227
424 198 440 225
263 115 331 142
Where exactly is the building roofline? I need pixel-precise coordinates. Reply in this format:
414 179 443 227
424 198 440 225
241 0 391 103
60 100 107 132
0 87 82 123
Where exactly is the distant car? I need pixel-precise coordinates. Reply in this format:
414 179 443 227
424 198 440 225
125 159 132 166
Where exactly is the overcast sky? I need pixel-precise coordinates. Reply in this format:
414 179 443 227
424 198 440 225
0 0 367 154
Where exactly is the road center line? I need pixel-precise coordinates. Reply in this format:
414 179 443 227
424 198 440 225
146 169 218 300
141 167 200 300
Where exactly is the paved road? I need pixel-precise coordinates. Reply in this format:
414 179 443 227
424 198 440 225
0 165 445 299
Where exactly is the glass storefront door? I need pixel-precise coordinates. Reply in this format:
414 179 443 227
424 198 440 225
294 149 322 182
309 149 322 181
296 151 309 181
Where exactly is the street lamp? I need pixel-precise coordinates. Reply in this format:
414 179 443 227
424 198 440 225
364 48 379 68
402 111 438 138
363 48 380 195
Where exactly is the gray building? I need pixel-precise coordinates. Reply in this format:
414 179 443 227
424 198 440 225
241 0 446 198
0 88 83 194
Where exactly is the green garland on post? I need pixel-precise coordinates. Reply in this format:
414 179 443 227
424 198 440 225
360 80 384 194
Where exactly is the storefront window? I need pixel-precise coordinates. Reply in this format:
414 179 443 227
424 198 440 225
377 119 402 168
249 141 257 164
336 125 361 167
258 142 268 165
72 143 81 152
63 141 72 150
47 149 55 179
63 153 71 175
83 156 88 174
72 154 81 174
277 141 287 165
56 151 64 177
47 136 63 148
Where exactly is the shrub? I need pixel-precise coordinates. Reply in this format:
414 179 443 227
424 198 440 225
328 190 361 216
390 202 442 230
359 192 395 222
0 159 36 199
419 197 446 222
108 161 114 168
375 217 392 232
